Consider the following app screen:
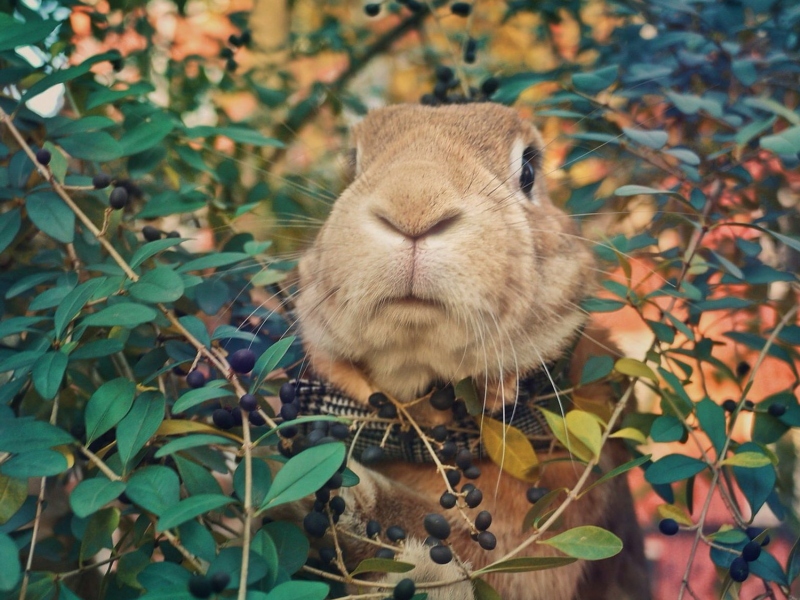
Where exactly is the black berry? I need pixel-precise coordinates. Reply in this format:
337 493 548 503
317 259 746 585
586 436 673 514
430 386 455 410
393 578 416 600
729 556 749 582
279 402 299 421
369 392 388 408
142 225 161 241
455 449 472 470
743 399 755 411
220 47 234 59
239 393 258 411
746 527 770 546
330 496 346 515
36 148 51 166
378 403 398 419
375 548 394 559
240 31 251 45
464 37 477 63
279 382 297 403
366 519 381 538
209 572 230 592
736 361 751 377
465 488 483 508
188 574 212 598
386 526 406 542
658 518 679 536
186 370 206 388
440 492 457 509
475 510 492 531
303 511 329 537
429 544 453 564
439 441 457 460
330 423 350 439
92 173 112 189
326 472 343 490
423 514 451 540
109 186 129 210
364 3 381 16
248 411 266 427
319 546 336 565
229 348 256 373
463 465 481 479
446 470 461 487
481 77 500 96
451 2 471 16
361 445 385 464
281 425 297 438
435 66 454 83
722 399 737 412
167 230 181 238
228 34 243 47
742 540 761 562
431 425 448 442
225 58 238 72
768 403 786 417
526 487 549 504
477 531 496 550
213 409 234 430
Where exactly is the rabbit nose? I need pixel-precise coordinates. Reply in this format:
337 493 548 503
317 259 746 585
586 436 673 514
374 210 461 241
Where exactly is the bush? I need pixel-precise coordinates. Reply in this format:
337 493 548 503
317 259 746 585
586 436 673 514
0 0 799 598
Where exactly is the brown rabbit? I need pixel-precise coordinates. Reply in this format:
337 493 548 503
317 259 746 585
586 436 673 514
292 103 651 600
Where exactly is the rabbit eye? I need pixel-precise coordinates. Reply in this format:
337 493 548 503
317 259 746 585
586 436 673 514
520 146 537 196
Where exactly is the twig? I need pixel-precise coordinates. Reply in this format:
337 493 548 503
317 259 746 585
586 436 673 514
238 410 254 600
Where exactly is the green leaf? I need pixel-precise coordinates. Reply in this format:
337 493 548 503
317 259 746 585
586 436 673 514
480 417 538 482
0 475 27 525
650 415 685 443
491 70 561 104
614 185 677 197
86 82 155 110
474 556 577 575
645 454 707 485
155 434 235 458
580 355 614 385
0 208 21 255
1 449 68 478
695 399 726 458
571 65 618 94
178 316 211 348
69 478 126 518
264 581 329 600
54 278 106 339
83 302 158 328
136 191 206 219
666 91 723 117
85 378 136 445
117 392 165 469
26 191 75 243
743 97 800 126
0 532 21 591
580 454 652 497
0 418 74 452
760 125 800 155
130 238 186 269
0 15 59 52
349 558 415 577
735 117 776 147
722 451 772 468
251 337 295 392
664 148 700 165
788 536 800 584
260 443 346 510
234 458 272 506
522 488 566 530
455 377 482 416
125 466 180 515
31 351 68 400
614 357 657 381
173 385 235 413
48 116 116 138
472 578 502 600
539 526 623 560
80 507 119 562
20 51 119 105
57 131 123 161
565 410 602 460
157 494 234 531
622 127 668 149
129 267 185 304
118 114 175 157
539 409 594 463
177 252 251 273
264 521 308 575
183 126 284 148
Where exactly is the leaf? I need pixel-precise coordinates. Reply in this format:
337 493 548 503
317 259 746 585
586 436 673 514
721 451 772 468
473 578 502 600
664 148 701 165
760 125 800 155
125 466 180 515
80 507 119 562
580 454 652 498
260 443 346 510
539 526 622 560
695 399 726 458
0 418 74 452
539 409 594 463
349 558 415 577
178 315 211 348
157 494 234 531
31 351 68 400
580 355 614 385
48 116 116 138
622 127 668 149
20 51 119 105
129 238 186 269
0 208 21 255
650 415 685 443
0 532 21 591
657 504 693 526
84 378 136 445
69 478 126 518
251 336 296 392
479 417 539 482
117 392 165 469
609 427 647 444
57 131 123 161
264 581 329 600
522 488 566 530
455 377 482 416
54 278 106 339
26 191 75 243
615 185 677 197
614 358 657 381
155 434 235 458
565 410 602 460
743 97 800 126
788 536 800 584
0 16 59 52
234 458 272 506
183 126 284 147
83 303 158 328
1 449 68 478
129 267 185 304
571 65 618 94
264 521 308 575
172 386 235 414
0 475 27 525
118 114 175 157
645 454 707 485
474 556 577 575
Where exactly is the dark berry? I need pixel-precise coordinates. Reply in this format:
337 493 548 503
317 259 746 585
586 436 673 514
248 411 266 427
92 173 112 189
424 535 440 546
307 429 325 445
186 370 206 388
240 30 251 45
461 483 476 494
111 58 124 71
367 520 381 538
209 572 230 592
213 409 234 430
451 2 471 16
393 578 416 600
742 540 761 562
378 403 398 419
326 472 343 489
439 441 457 460
279 382 297 404
330 423 350 439
361 445 385 464
36 148 51 166
364 3 381 16
386 526 406 542
304 511 329 537
722 399 737 412
316 488 331 503
228 34 243 47
435 66 454 83
406 0 422 11
225 58 238 72
109 186 129 210
463 37 477 63
375 548 395 559
280 403 299 421
465 488 483 508
446 470 461 487
429 544 453 564
319 546 336 565
231 408 243 426
220 47 234 59
369 392 388 408
481 77 500 96
142 225 161 241
746 527 770 545
743 400 755 411
526 487 549 504
430 386 455 410
736 361 751 377
477 531 496 550
431 425 448 442
475 510 492 531
455 448 472 470
239 393 258 411
330 496 346 515
281 425 297 438
229 348 256 373
423 514 451 540
188 575 212 598
463 465 481 479
729 556 749 582
440 492 457 509
167 230 181 238
768 403 786 417
658 518 679 536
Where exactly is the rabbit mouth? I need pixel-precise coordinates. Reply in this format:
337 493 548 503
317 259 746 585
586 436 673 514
387 294 443 309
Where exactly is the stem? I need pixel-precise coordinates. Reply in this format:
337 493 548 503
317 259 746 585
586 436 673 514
237 410 253 600
79 445 123 482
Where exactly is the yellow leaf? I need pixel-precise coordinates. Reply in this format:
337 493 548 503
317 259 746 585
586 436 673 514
609 427 647 444
479 417 539 483
720 452 772 468
614 357 657 381
156 419 243 443
539 409 594 463
657 504 693 526
572 394 613 422
565 410 602 459
53 445 75 469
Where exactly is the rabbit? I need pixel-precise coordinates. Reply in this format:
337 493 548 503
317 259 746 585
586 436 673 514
292 102 651 600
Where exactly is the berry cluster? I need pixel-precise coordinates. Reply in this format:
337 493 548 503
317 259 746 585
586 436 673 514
362 1 472 19
221 29 251 72
187 572 229 598
729 528 770 583
276 382 352 456
421 66 499 106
